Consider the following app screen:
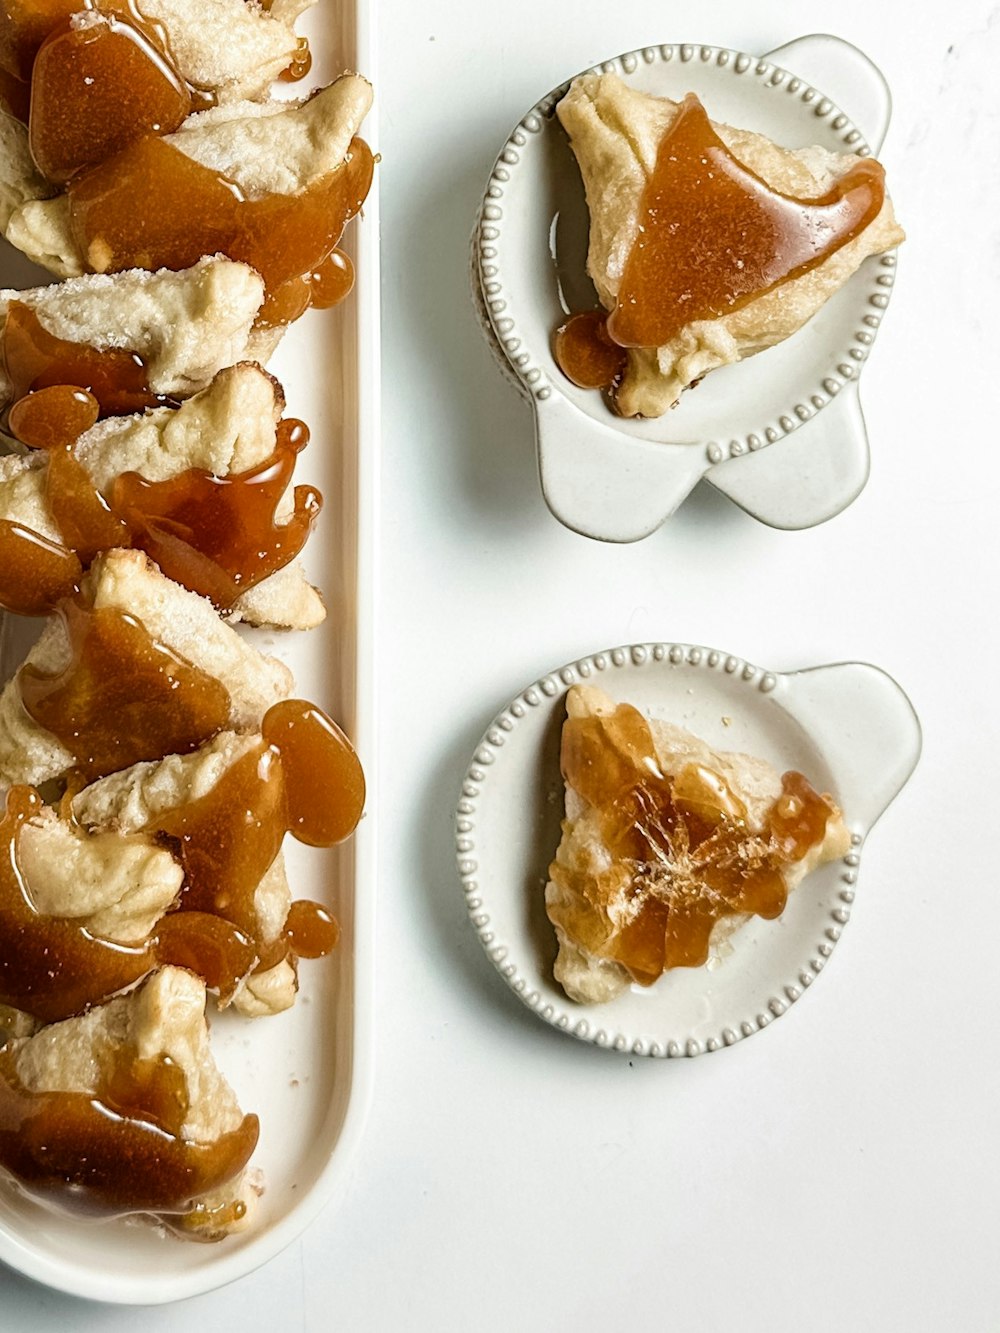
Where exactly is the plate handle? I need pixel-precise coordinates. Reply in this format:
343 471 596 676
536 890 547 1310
706 380 870 531
764 33 892 152
534 392 708 543
777 661 921 832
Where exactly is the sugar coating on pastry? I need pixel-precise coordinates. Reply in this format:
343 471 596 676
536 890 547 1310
0 257 265 400
0 549 293 790
0 110 52 231
5 966 259 1235
556 73 905 417
134 0 316 105
546 685 851 1004
73 732 296 1017
4 75 374 277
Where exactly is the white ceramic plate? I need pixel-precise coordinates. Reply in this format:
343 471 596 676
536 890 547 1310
473 34 900 540
456 644 920 1056
0 0 379 1305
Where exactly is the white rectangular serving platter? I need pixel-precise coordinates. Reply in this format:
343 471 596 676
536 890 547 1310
0 0 379 1304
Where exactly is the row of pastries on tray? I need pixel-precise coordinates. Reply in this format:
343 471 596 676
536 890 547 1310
0 0 373 1237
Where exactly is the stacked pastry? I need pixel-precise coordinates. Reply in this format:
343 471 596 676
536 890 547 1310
0 0 371 1239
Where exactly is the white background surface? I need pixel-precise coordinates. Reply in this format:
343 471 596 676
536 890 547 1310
3 0 999 1327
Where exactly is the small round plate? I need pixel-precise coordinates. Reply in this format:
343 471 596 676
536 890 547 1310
473 34 900 540
456 643 920 1057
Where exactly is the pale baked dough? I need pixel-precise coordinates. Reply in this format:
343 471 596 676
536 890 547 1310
0 548 292 790
0 257 266 400
0 364 326 630
5 966 260 1236
547 685 852 1004
5 74 374 278
74 731 296 1017
556 73 905 417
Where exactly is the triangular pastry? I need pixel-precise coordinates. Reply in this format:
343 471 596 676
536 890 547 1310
4 74 374 278
0 966 260 1237
0 364 326 629
0 548 292 789
546 685 851 1004
556 73 905 417
0 257 266 403
73 731 297 1018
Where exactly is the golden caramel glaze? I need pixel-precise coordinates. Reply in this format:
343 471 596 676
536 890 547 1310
0 786 256 1020
19 600 231 780
67 135 374 325
2 302 170 416
110 418 321 610
0 415 322 616
29 15 191 184
553 310 627 392
0 1043 258 1217
7 384 99 448
0 521 80 614
549 702 836 980
607 94 885 349
151 700 364 962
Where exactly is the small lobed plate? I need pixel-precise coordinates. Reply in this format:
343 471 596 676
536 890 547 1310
473 34 900 542
456 644 920 1056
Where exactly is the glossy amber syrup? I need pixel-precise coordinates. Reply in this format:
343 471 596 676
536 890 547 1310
19 599 231 780
66 134 374 321
607 93 885 348
0 785 257 1021
0 1042 258 1216
548 702 835 979
2 302 167 416
28 15 191 183
110 418 322 609
150 699 364 965
555 93 885 392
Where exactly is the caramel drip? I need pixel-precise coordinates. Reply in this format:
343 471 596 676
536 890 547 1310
553 310 626 391
151 699 365 952
19 600 231 781
0 786 256 1021
28 15 191 184
548 703 835 979
2 302 167 417
110 418 322 609
66 134 374 322
257 251 355 329
0 522 80 614
278 35 310 83
607 93 886 349
0 1046 258 1217
7 385 99 448
0 414 320 616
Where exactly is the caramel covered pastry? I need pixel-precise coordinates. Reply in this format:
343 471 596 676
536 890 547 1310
555 74 904 417
74 732 297 1018
0 0 315 105
0 548 292 789
4 73 374 278
0 259 268 406
0 966 261 1238
0 364 325 629
547 686 851 1004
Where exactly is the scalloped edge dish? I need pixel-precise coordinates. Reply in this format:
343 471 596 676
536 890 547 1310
473 34 901 540
456 643 920 1057
0 0 380 1306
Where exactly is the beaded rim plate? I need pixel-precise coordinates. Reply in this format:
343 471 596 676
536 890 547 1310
472 34 900 541
456 643 920 1057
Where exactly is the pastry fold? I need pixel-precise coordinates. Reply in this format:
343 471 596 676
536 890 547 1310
557 73 905 417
